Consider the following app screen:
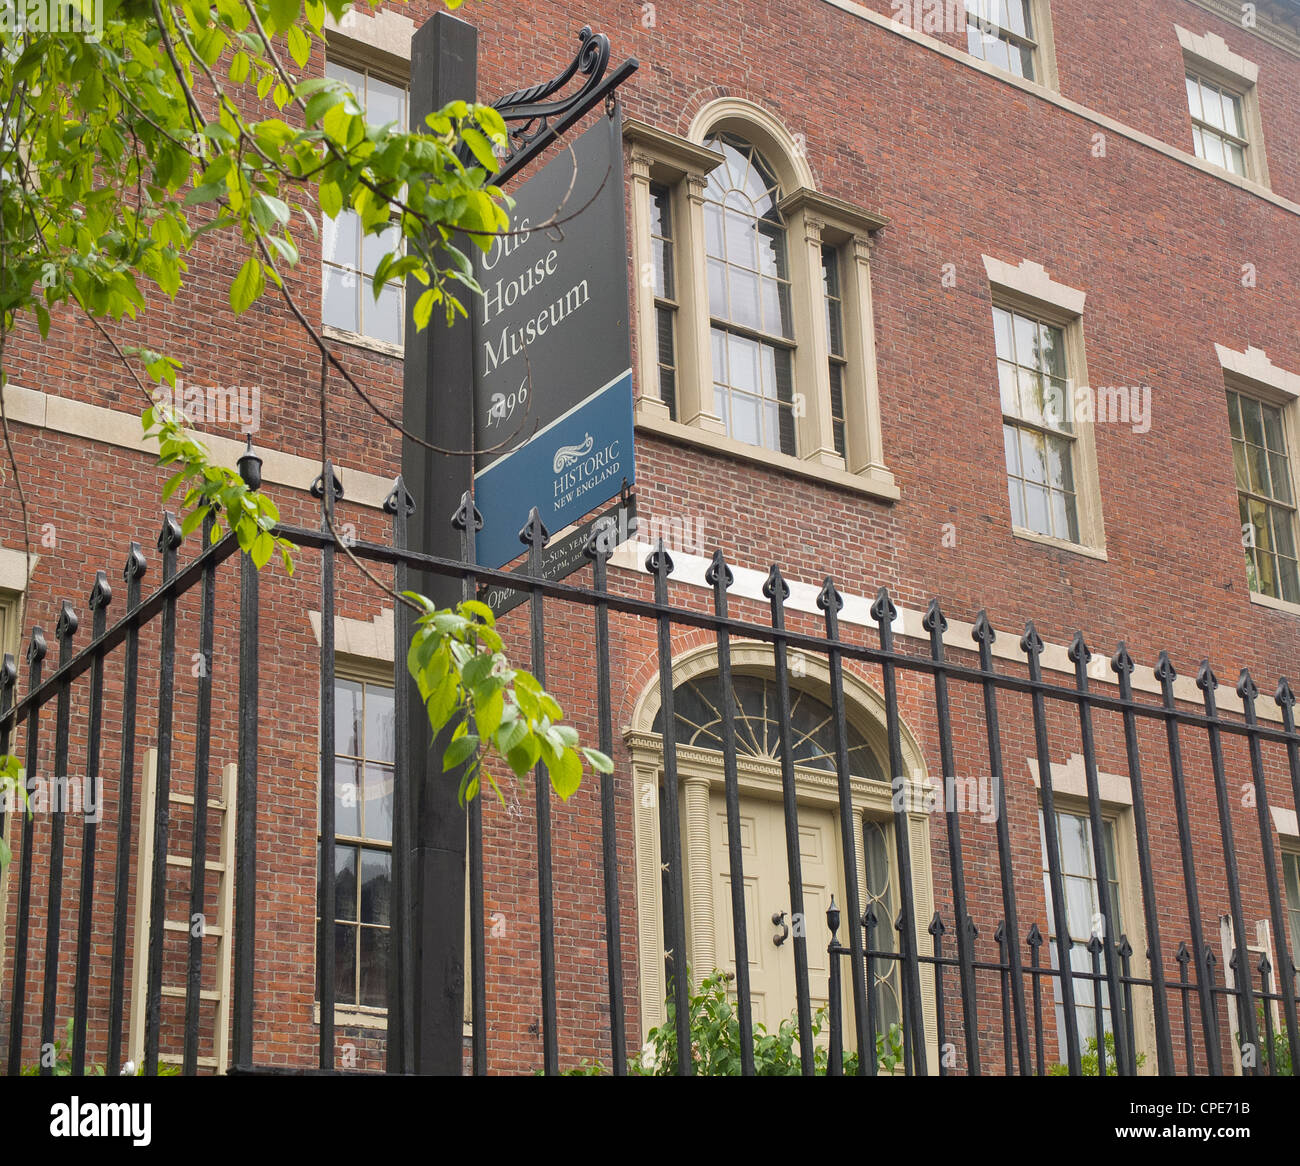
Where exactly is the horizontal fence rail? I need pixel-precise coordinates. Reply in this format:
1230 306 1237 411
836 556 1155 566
0 477 1298 1077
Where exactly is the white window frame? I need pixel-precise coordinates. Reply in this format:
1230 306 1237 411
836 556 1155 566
1029 754 1156 1072
625 107 898 502
1216 345 1300 617
320 41 411 358
964 0 1059 89
983 255 1106 558
1176 26 1271 188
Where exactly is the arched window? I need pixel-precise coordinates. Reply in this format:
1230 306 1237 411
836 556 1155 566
653 672 884 781
701 135 796 455
625 104 898 500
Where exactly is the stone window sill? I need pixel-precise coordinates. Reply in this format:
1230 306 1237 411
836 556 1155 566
635 407 900 502
1249 590 1300 619
322 323 405 359
1011 526 1108 561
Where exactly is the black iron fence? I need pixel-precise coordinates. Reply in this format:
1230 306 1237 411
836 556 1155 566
1 464 1298 1077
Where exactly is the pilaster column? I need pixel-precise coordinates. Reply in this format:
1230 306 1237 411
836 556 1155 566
628 151 671 422
843 233 889 478
683 774 716 976
678 174 725 434
787 208 842 469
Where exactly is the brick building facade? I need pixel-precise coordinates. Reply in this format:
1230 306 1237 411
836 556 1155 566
2 0 1300 1075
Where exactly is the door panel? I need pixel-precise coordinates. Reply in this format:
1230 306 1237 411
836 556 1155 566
709 791 846 1045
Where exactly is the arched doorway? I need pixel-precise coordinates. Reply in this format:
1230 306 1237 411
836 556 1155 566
625 643 938 1062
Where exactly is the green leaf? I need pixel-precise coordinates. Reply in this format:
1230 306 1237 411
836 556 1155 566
582 748 615 774
230 258 265 314
318 179 342 218
461 127 500 174
412 288 436 330
287 24 311 69
476 687 504 737
442 732 479 772
549 747 583 801
268 0 300 34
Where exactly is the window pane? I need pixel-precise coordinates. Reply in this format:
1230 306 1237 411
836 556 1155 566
362 221 401 279
334 759 361 838
334 922 357 1005
365 684 395 763
358 927 389 1008
729 268 761 331
359 848 391 926
322 266 358 334
368 280 403 346
729 391 761 447
1024 483 1050 534
1226 391 1243 440
364 763 394 843
323 208 360 271
1020 429 1047 484
335 678 362 755
1185 74 1203 121
993 306 1014 361
1263 404 1287 452
1204 132 1226 170
335 845 358 921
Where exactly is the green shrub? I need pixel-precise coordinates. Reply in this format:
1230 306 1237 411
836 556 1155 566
22 1018 180 1076
566 970 906 1076
1048 1032 1146 1076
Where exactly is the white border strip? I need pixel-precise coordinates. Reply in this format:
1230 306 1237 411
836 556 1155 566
609 540 1278 721
817 0 1300 217
1 381 396 510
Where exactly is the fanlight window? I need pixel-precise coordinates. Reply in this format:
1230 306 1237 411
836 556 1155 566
653 673 885 783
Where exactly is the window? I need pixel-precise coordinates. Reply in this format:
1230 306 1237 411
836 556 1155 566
1229 389 1299 604
966 0 1038 80
625 111 897 500
321 60 407 347
822 247 848 462
1285 851 1300 990
656 673 885 781
326 675 395 1010
995 304 1078 543
650 183 678 421
1040 808 1125 1048
862 817 904 1040
1186 72 1249 177
703 134 796 456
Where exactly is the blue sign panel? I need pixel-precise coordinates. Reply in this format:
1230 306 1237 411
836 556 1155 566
471 114 635 569
474 369 634 571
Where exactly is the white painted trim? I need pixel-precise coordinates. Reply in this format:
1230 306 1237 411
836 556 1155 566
815 0 1300 217
1271 805 1299 839
686 97 818 192
636 408 900 500
308 608 396 662
982 255 1086 316
1027 753 1133 806
1 381 395 510
0 547 35 592
1216 344 1300 400
324 6 414 61
1176 25 1259 85
607 539 1280 723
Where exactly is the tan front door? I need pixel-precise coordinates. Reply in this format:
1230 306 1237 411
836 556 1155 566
709 791 841 1039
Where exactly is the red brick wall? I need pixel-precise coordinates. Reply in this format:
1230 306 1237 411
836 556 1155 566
2 0 1299 1075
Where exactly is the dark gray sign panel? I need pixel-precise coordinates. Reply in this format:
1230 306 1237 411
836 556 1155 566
471 114 635 570
479 496 636 619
